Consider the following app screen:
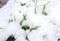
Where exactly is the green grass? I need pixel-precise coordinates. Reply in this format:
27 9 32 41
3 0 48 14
42 4 47 15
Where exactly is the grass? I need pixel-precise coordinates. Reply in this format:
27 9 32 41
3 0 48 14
34 0 38 14
42 4 47 15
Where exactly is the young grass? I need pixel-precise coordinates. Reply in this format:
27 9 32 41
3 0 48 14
42 4 47 15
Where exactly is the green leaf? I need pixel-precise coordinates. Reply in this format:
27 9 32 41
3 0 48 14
22 26 30 31
34 7 36 14
30 26 40 32
42 11 47 15
14 16 16 22
20 19 24 25
6 35 15 41
43 4 46 11
42 4 47 15
23 14 27 20
20 14 27 25
34 0 37 14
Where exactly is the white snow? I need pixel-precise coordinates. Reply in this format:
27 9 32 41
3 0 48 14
0 0 60 41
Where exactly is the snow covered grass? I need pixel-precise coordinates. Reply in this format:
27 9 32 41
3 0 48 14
0 0 60 41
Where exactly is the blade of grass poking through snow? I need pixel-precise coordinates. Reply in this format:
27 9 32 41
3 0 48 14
42 4 47 15
30 26 40 32
14 16 16 22
23 14 27 20
5 35 15 41
20 19 24 25
22 26 30 31
26 34 29 41
34 7 36 14
20 14 27 25
34 0 37 14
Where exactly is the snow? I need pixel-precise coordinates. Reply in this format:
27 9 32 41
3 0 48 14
0 0 60 41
